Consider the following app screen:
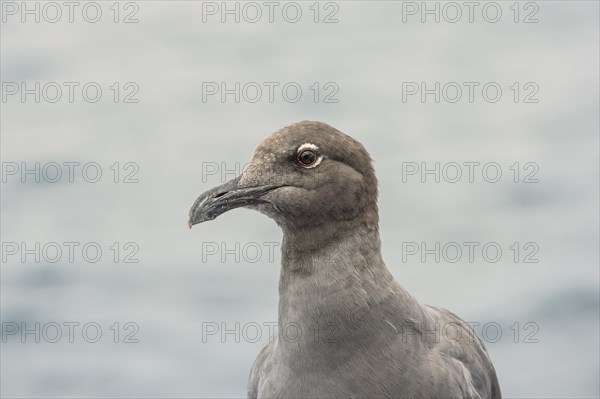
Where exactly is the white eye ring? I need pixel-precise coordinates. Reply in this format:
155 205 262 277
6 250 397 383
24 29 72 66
297 143 323 168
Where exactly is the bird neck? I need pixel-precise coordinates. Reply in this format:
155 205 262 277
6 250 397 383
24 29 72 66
280 206 381 257
277 210 401 346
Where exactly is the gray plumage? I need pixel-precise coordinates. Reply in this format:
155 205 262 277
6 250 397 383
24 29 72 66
189 121 501 399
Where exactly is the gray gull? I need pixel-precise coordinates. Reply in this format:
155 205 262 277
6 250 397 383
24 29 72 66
189 121 501 399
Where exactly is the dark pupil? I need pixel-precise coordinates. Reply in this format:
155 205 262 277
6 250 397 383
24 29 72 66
299 150 316 165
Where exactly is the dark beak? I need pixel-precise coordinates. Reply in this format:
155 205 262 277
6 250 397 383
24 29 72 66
188 177 278 228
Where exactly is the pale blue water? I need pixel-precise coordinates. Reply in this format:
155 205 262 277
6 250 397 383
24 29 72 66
1 2 598 398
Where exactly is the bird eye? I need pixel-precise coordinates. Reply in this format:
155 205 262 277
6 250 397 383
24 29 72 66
297 150 318 167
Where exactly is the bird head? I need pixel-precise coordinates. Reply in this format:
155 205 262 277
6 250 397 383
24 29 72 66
189 121 378 231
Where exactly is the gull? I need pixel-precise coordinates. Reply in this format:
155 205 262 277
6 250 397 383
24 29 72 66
189 121 501 399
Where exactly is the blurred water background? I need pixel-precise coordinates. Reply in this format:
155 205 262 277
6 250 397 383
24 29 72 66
1 1 599 397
